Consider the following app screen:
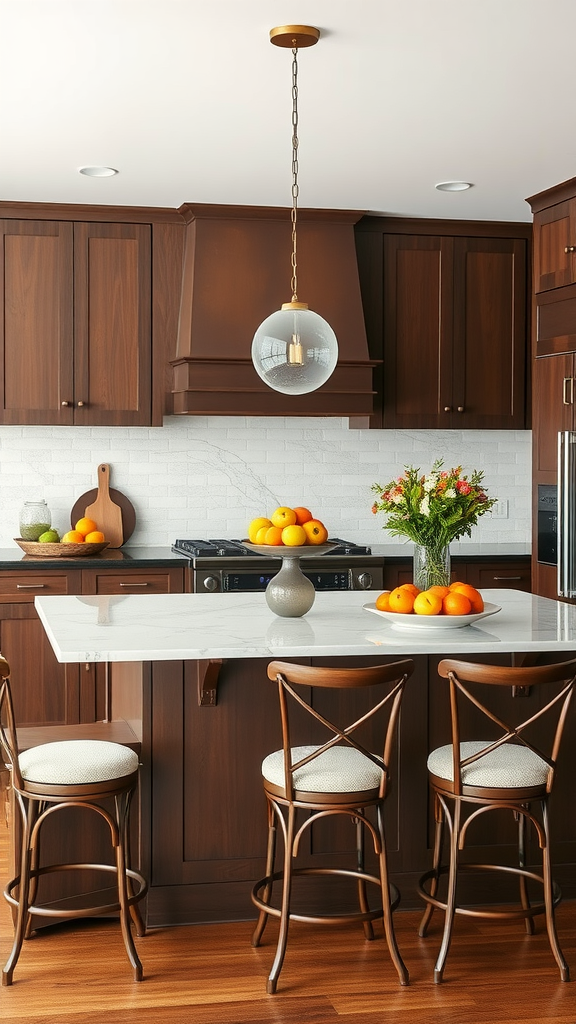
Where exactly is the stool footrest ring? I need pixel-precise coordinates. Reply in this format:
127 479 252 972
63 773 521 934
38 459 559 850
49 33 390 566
418 862 561 920
252 866 400 925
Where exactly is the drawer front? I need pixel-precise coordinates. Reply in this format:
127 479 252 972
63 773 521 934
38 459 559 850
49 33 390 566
0 573 75 603
83 569 184 595
476 564 532 592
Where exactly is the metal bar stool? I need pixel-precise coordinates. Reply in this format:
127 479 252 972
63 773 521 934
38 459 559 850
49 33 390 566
418 657 576 983
251 658 414 993
0 656 148 985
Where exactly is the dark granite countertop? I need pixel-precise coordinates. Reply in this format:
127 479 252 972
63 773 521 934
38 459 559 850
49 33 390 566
0 545 189 570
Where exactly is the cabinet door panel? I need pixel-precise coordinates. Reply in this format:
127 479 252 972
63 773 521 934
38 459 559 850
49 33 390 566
0 607 80 726
532 353 574 474
74 222 151 425
452 237 527 428
533 200 576 292
0 220 74 424
383 235 454 428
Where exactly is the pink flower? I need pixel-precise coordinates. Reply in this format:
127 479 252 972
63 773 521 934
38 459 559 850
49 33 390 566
456 481 472 495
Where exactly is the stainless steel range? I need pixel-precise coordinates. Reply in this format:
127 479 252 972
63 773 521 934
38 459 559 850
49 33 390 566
172 538 384 594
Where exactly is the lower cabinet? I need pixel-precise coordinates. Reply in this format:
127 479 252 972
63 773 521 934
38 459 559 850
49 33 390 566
142 646 575 927
382 556 531 593
0 564 185 726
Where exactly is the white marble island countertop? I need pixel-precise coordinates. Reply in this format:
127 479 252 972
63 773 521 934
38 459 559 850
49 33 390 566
34 589 576 663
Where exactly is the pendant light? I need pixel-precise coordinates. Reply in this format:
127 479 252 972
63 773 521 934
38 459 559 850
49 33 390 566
251 25 338 396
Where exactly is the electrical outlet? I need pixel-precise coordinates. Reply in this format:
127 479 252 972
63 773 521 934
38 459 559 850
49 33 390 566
492 498 509 519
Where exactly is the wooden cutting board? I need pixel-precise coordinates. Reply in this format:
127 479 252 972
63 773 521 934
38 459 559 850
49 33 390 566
73 465 129 548
71 487 136 547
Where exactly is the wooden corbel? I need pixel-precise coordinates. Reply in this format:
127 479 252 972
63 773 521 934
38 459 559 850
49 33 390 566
196 659 225 706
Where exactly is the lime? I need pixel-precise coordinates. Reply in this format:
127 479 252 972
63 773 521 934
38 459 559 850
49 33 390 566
38 530 60 543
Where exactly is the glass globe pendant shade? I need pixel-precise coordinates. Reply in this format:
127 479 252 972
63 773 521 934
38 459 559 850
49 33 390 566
251 302 338 396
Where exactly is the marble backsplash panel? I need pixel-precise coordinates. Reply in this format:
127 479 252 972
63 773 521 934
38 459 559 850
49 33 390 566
0 417 531 549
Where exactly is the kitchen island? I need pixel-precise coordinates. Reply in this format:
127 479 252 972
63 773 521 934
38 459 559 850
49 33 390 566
31 589 576 924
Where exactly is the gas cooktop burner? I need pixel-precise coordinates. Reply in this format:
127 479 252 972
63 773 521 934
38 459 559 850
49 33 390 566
172 538 372 558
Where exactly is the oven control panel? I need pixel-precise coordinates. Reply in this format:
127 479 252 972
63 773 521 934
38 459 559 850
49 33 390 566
194 566 379 594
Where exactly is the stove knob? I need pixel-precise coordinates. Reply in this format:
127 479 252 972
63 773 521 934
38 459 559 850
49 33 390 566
357 572 373 590
203 575 220 592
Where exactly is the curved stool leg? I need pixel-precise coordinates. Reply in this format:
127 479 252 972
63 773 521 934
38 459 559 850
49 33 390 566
114 793 143 981
541 803 570 982
267 804 296 994
516 808 535 936
3 799 34 986
118 793 146 938
434 800 460 984
419 794 444 938
377 807 409 986
252 801 277 948
355 812 375 940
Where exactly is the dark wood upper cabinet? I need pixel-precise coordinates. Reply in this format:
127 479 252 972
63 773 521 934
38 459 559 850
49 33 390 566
0 219 152 425
355 219 530 429
527 180 576 357
532 197 576 293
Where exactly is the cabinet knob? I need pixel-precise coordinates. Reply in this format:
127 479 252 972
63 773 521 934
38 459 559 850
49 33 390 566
77 401 85 408
444 406 451 413
61 401 70 407
565 245 576 253
457 406 464 413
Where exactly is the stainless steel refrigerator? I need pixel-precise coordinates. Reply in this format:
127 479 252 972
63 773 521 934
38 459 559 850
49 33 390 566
558 430 576 598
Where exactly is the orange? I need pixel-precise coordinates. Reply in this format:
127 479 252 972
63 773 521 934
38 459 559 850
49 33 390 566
400 583 421 596
413 590 443 615
450 583 484 613
264 526 284 545
293 506 313 525
388 587 416 614
448 581 467 591
254 526 270 544
281 524 307 546
429 585 450 598
74 517 98 537
84 530 105 544
375 591 392 611
62 530 85 544
442 591 472 616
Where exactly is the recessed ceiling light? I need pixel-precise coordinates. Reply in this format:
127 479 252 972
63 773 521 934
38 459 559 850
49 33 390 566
435 181 473 192
78 166 119 177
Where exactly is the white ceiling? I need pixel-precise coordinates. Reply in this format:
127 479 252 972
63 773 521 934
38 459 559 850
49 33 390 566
2 0 575 223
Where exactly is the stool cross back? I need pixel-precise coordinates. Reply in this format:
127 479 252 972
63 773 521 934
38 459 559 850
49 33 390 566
418 656 576 984
0 656 148 985
251 657 414 994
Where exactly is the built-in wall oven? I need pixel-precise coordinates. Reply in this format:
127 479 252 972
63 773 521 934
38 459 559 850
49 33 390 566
172 538 384 594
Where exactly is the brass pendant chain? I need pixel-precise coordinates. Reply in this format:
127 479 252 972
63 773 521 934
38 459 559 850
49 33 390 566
290 44 299 303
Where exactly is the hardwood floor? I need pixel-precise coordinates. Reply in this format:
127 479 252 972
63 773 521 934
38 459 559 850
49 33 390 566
0 817 574 1024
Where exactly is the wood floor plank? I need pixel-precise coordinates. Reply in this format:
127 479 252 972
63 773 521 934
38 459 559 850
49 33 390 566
0 820 574 1023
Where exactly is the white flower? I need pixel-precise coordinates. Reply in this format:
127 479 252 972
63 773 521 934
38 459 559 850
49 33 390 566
392 493 404 505
444 487 456 498
423 474 437 493
420 495 430 516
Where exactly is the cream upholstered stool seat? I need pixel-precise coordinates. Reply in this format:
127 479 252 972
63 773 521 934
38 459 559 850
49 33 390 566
251 658 414 995
0 658 147 986
418 657 576 985
18 739 139 786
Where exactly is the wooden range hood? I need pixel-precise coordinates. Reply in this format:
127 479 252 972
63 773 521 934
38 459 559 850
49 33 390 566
171 204 377 417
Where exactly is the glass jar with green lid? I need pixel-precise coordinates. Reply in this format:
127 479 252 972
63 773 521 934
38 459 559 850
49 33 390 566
19 500 52 541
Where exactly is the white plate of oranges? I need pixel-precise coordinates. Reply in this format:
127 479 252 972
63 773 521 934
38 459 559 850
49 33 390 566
364 582 501 631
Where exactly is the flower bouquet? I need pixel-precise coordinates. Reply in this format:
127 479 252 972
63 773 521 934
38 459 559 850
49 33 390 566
371 460 497 589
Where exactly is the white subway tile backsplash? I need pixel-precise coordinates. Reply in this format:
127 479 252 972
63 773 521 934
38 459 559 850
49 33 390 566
0 418 532 549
